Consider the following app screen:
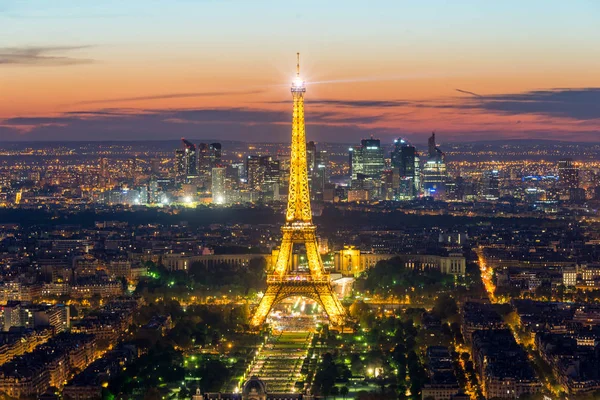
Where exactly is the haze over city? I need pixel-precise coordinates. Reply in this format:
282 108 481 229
1 0 599 142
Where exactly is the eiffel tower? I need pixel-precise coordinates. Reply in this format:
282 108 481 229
250 54 346 328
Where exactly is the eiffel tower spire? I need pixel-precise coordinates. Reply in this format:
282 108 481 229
250 55 346 328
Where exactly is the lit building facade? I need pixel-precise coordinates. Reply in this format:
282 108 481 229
423 133 447 198
349 138 385 181
391 138 419 199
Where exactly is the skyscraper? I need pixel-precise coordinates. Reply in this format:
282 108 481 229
311 149 329 200
175 149 185 182
349 137 385 181
391 138 417 199
212 167 226 204
558 158 579 189
209 143 222 166
246 155 266 191
148 178 159 204
181 138 198 178
197 143 211 180
306 141 317 178
422 133 447 198
482 170 500 200
246 155 279 194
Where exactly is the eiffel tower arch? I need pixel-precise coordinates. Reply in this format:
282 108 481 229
250 54 346 328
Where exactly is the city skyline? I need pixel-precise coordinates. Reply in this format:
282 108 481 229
1 0 600 142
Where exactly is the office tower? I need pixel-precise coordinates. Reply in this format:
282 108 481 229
482 170 500 200
349 137 385 180
391 138 417 199
246 155 279 193
264 158 280 188
212 167 226 204
210 143 222 166
305 141 329 200
422 133 447 198
197 143 211 179
306 141 317 177
558 158 579 189
381 169 395 200
148 178 159 204
246 155 266 191
138 186 149 204
230 162 245 182
181 138 198 178
311 147 329 200
175 149 186 182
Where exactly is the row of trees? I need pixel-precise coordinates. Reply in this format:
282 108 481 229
135 257 267 300
354 257 455 299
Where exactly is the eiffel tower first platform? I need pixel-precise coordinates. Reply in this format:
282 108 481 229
250 54 346 328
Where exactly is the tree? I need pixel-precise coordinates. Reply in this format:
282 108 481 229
331 386 340 398
198 360 230 392
143 388 161 400
340 385 349 400
178 386 191 399
431 294 458 320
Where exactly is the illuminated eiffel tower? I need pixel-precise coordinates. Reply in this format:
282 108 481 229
250 54 346 328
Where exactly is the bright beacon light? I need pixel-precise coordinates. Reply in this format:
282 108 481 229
291 52 306 93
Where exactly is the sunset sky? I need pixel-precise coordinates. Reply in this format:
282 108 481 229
1 0 599 143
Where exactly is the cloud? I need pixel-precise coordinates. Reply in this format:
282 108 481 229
270 99 411 108
0 46 94 66
455 89 482 98
2 88 600 142
73 90 265 105
3 116 80 125
310 99 412 108
439 88 600 120
0 106 394 142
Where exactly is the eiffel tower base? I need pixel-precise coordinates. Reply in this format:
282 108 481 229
250 280 345 328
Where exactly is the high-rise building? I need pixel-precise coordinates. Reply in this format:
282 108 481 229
482 170 500 200
306 141 317 178
212 167 226 204
391 138 418 199
310 146 329 200
349 137 385 181
210 143 222 166
247 155 266 191
148 178 159 204
197 143 211 180
422 133 447 198
246 155 280 194
558 158 579 189
381 169 395 200
175 149 186 182
181 138 198 178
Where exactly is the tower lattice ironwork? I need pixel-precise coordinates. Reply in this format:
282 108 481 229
250 54 346 328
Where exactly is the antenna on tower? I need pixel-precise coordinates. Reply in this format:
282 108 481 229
296 52 300 77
